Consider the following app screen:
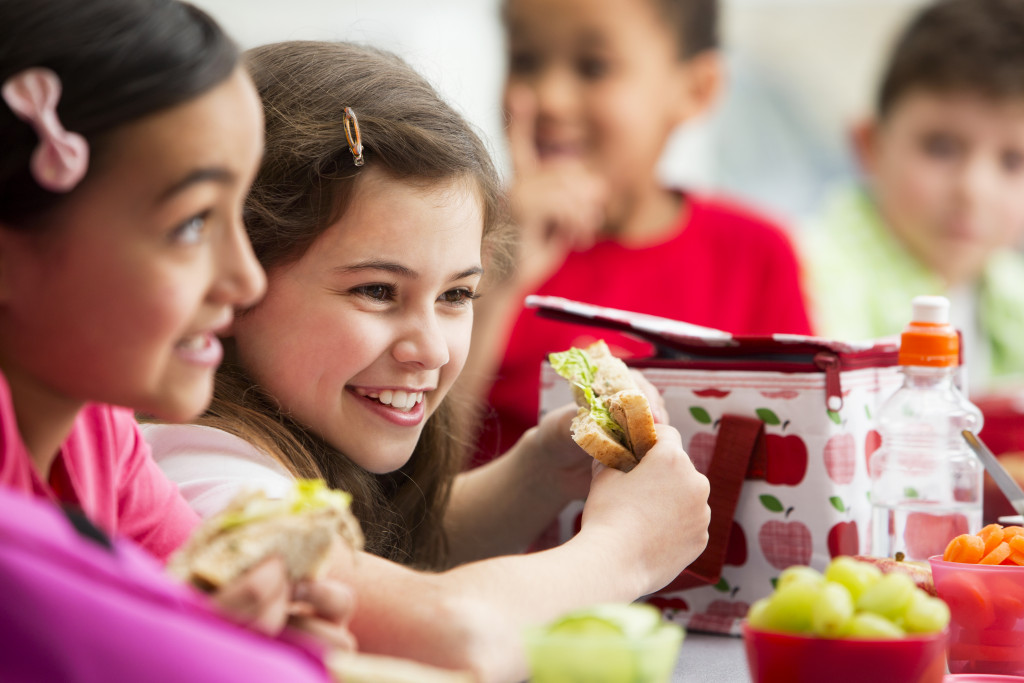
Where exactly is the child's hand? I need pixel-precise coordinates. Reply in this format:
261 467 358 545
532 403 596 503
578 424 710 595
530 372 667 503
505 85 607 292
212 554 357 651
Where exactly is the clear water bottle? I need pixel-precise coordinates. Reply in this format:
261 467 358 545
869 295 983 560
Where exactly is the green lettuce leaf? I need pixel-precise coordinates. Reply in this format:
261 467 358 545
217 479 352 531
550 347 624 439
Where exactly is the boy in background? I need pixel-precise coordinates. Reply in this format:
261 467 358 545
802 0 1024 398
467 0 813 463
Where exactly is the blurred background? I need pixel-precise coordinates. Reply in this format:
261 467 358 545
191 0 928 229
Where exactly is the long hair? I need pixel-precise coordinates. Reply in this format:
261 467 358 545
197 41 509 569
0 0 238 226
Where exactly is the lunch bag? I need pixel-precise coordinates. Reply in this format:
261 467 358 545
531 295 903 635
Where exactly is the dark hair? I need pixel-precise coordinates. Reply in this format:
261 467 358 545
877 0 1024 118
0 0 238 225
197 40 508 569
502 0 718 59
651 0 719 58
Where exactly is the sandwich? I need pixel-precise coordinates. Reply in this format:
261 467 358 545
168 479 364 591
548 340 658 472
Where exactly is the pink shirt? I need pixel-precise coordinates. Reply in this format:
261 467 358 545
0 370 200 562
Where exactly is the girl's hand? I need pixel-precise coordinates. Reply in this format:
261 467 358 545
578 424 710 595
212 556 291 635
287 577 358 652
529 370 668 504
531 403 595 503
504 85 607 292
212 553 358 651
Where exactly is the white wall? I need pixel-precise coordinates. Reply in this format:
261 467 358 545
191 0 927 226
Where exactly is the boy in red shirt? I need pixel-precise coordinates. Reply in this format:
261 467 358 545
468 0 813 462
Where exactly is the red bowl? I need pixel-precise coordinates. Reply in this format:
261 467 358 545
742 622 948 683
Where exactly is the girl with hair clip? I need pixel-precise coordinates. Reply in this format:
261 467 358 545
145 39 711 683
0 1 355 678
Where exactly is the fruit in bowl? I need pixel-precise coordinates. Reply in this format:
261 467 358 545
524 602 683 683
930 524 1024 676
743 556 949 683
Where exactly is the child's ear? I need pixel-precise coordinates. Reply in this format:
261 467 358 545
849 118 879 177
670 51 722 126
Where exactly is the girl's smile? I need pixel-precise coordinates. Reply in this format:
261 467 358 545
350 386 431 426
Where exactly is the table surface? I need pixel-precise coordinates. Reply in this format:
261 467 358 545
672 632 751 682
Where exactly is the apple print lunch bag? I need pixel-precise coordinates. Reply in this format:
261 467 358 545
530 296 903 635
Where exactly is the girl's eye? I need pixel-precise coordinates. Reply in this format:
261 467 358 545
171 213 208 245
353 283 396 302
439 287 479 305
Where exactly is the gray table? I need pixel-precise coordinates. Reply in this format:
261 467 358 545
672 632 751 682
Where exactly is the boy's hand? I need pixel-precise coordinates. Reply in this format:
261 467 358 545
505 85 607 291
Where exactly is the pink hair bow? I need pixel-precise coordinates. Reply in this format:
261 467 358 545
2 67 89 193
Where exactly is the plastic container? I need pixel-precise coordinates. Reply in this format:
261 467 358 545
930 557 1024 676
742 622 948 683
524 603 684 683
870 296 984 560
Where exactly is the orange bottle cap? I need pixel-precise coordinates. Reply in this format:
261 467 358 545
898 296 959 367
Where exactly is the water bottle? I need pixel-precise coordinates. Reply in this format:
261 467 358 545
869 295 983 560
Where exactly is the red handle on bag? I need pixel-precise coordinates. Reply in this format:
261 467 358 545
657 415 765 593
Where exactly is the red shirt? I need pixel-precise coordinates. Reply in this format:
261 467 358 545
474 194 812 463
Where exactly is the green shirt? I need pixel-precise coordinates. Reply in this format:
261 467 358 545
801 186 1024 392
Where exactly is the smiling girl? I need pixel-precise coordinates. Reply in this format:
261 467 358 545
145 40 710 682
0 0 354 667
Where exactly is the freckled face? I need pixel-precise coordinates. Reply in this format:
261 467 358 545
0 67 266 423
864 91 1024 286
232 169 484 474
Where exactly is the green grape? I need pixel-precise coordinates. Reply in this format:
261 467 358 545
856 572 916 620
746 598 772 630
758 580 822 633
901 591 951 634
846 612 905 639
823 556 882 603
776 565 825 590
810 581 854 638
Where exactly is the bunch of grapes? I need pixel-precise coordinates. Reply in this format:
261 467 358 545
747 556 950 638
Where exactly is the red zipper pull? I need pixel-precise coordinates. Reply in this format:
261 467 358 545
814 351 843 412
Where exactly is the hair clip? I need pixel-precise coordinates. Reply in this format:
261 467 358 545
2 67 89 193
343 106 364 167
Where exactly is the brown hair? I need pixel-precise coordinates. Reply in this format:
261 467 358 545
197 40 508 569
651 0 719 58
877 0 1024 118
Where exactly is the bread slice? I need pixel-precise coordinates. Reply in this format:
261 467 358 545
581 340 637 397
168 483 364 591
570 407 640 472
606 389 658 459
550 340 659 472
